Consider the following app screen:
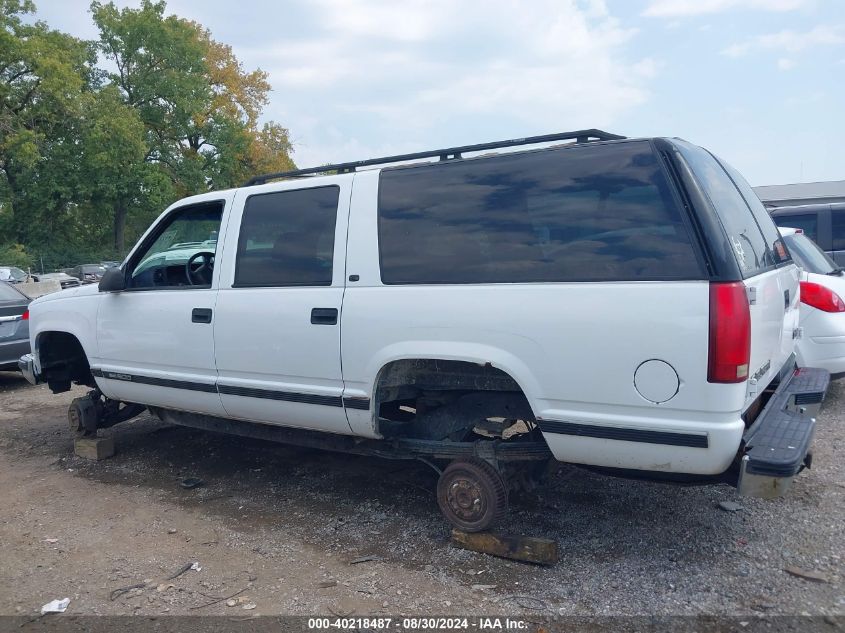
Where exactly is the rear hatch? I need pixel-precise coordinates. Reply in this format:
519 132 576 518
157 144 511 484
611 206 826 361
673 141 799 408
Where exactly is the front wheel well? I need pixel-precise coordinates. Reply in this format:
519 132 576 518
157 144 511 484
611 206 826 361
37 331 94 393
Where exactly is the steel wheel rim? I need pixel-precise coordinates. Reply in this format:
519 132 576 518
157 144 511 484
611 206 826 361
445 474 487 523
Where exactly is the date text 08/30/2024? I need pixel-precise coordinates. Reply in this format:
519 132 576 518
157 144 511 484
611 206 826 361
307 617 531 631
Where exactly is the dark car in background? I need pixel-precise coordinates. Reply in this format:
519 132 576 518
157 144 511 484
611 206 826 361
771 203 845 266
0 281 30 370
33 272 82 290
67 264 107 284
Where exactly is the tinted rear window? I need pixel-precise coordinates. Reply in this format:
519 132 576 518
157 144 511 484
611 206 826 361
718 159 791 266
677 142 774 278
378 141 702 284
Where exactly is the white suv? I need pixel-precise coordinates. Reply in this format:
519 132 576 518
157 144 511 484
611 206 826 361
19 129 830 531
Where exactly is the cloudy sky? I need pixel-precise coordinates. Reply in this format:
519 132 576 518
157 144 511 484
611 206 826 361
34 0 845 186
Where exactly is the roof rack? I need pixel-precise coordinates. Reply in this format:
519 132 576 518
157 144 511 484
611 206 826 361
243 128 626 186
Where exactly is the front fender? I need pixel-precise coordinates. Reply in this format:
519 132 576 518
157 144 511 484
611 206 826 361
29 294 100 372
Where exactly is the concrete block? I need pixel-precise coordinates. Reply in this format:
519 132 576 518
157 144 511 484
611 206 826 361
17 280 61 299
74 436 115 460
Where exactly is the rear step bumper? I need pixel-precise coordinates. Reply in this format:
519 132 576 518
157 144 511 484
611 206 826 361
738 366 830 499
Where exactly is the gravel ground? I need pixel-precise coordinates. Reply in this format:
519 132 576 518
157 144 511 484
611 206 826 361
0 371 842 621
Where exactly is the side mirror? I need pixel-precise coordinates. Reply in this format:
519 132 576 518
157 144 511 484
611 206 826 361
98 267 126 292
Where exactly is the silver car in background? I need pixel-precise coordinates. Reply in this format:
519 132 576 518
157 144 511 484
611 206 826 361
0 281 30 370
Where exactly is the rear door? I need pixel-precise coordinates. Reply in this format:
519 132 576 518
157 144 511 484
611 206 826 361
212 179 352 434
676 142 799 402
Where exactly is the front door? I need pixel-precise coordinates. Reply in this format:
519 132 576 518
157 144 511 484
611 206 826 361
95 197 230 416
213 180 351 434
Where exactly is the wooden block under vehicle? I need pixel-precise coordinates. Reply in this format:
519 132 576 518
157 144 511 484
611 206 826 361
74 436 115 461
451 529 559 565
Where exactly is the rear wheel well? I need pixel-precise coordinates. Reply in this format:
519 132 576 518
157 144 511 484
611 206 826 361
37 332 94 393
373 359 536 441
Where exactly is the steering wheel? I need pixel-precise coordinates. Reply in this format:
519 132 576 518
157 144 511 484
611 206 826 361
186 251 215 285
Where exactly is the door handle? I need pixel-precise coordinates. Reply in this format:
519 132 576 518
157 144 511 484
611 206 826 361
310 308 338 325
192 308 213 324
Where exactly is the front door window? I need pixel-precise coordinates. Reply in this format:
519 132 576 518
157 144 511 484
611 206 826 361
128 203 223 289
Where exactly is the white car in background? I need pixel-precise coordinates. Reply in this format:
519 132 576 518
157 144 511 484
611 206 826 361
780 227 845 378
0 266 28 284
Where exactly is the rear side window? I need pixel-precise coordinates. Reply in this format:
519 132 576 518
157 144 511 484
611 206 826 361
718 159 791 265
773 212 819 243
832 209 845 251
234 186 339 287
677 143 774 278
377 141 702 284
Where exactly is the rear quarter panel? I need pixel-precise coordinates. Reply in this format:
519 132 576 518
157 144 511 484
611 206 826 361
341 170 746 474
743 265 801 407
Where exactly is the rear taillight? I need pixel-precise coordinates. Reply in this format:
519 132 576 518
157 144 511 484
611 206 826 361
800 281 845 313
21 309 29 320
708 282 751 383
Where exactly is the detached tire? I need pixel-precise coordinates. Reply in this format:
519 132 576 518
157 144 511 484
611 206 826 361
437 458 508 532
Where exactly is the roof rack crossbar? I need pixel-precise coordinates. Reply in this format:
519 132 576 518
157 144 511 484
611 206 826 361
243 128 625 186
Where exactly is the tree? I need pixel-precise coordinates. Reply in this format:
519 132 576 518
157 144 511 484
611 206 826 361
0 0 95 247
245 121 295 176
91 0 295 249
91 0 209 250
0 241 31 268
76 86 162 253
182 18 295 186
0 0 297 263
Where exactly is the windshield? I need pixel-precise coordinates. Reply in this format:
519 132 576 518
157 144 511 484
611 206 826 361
783 233 838 274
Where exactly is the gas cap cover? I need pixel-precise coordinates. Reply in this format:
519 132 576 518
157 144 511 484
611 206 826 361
634 359 680 404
